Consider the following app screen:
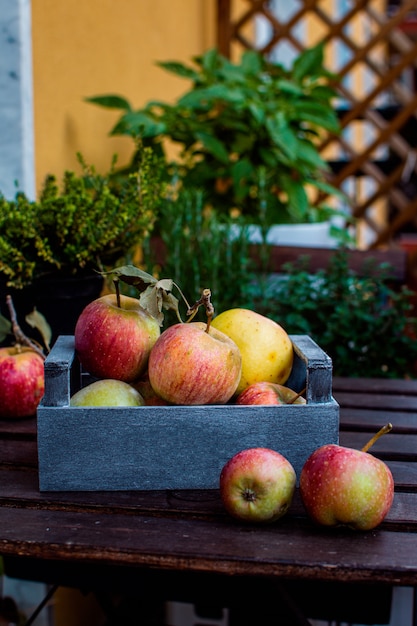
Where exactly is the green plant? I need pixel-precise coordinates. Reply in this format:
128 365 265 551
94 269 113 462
0 148 162 289
247 248 417 378
87 44 345 230
141 187 257 323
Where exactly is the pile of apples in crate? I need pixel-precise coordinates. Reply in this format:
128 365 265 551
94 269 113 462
0 266 394 531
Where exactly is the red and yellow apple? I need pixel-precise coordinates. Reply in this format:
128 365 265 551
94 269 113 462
219 447 296 523
147 321 242 405
211 308 293 395
70 379 145 407
74 294 160 382
299 426 394 531
236 381 305 405
132 374 169 406
0 346 44 418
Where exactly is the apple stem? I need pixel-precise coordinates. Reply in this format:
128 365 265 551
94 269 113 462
113 279 121 308
288 387 306 404
186 289 214 333
361 423 393 453
6 295 46 361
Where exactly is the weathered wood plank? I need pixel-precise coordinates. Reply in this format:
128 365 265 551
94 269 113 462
339 431 417 461
0 416 36 438
335 390 417 411
0 440 38 468
340 408 417 433
333 377 417 395
1 505 417 584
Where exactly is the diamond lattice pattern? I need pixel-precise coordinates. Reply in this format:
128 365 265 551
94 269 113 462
217 0 417 248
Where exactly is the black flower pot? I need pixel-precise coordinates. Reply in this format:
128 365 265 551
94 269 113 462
1 271 104 347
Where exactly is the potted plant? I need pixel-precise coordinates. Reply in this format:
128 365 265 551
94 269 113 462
0 148 162 344
87 43 349 244
247 248 417 378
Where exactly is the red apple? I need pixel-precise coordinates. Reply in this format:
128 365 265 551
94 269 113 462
219 447 296 523
131 374 169 406
147 321 242 405
299 425 394 531
236 381 306 405
0 346 45 418
74 294 160 382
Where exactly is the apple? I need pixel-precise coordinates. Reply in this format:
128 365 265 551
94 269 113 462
219 447 296 523
131 374 170 406
211 308 293 395
0 346 44 418
236 381 306 405
74 293 160 382
299 424 394 531
70 379 145 407
147 321 242 405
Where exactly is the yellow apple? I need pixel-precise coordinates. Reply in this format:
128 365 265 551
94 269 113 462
211 308 293 395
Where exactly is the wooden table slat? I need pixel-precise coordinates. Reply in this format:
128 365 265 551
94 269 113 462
334 390 417 411
333 377 417 395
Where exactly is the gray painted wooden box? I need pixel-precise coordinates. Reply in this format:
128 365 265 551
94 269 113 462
37 335 339 491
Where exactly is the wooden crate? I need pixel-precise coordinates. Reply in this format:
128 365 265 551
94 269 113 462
37 335 339 491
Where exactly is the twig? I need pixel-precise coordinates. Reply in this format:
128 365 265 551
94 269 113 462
288 387 306 404
187 288 214 331
6 295 46 361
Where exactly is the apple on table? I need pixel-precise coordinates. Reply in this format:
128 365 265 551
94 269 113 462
299 424 394 531
219 447 296 523
0 346 45 418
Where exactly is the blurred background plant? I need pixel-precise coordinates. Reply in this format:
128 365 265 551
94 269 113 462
87 44 349 237
246 248 417 378
131 186 256 324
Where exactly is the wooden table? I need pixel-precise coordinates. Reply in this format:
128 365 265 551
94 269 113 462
1 376 417 625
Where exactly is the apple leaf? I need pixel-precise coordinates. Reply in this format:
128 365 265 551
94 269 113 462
101 265 158 291
139 282 181 326
101 265 184 325
0 313 12 343
25 308 52 352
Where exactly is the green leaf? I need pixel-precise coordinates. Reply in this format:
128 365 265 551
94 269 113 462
275 79 304 97
283 179 309 221
248 102 265 125
293 102 340 132
85 95 132 111
25 308 52 352
231 158 253 201
0 313 11 343
110 112 165 137
201 48 221 74
178 85 245 108
292 43 324 82
296 140 328 169
195 132 230 164
241 50 263 76
266 115 298 161
156 60 200 82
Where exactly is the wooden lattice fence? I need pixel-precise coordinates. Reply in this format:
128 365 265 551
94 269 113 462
216 0 417 249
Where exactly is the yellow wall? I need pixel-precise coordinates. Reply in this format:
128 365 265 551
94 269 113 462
31 0 215 196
